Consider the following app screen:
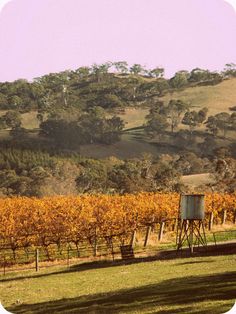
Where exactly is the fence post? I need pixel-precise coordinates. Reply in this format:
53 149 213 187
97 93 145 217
158 222 165 241
130 230 137 248
94 227 98 257
222 210 227 224
144 226 152 247
35 249 39 272
209 212 214 231
111 238 115 261
172 218 178 232
67 246 70 268
3 254 6 276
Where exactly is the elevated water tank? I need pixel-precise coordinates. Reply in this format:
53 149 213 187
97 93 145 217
180 194 205 220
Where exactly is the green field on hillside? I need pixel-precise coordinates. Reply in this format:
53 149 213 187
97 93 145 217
80 79 236 160
162 78 236 115
1 254 235 314
1 78 235 131
0 78 235 171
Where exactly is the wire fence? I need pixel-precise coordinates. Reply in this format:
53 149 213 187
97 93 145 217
0 213 235 275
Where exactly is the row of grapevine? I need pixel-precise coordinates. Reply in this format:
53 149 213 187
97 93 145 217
0 193 235 256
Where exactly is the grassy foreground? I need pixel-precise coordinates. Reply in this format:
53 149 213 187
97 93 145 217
0 254 235 313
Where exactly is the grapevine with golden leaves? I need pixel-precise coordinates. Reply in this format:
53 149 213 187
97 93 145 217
0 193 235 255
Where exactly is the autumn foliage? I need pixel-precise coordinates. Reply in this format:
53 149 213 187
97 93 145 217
0 193 235 253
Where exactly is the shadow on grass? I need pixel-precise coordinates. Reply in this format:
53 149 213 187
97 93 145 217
9 271 236 314
1 242 236 284
176 260 215 266
0 254 165 283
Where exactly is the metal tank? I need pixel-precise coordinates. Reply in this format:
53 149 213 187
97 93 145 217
180 194 205 220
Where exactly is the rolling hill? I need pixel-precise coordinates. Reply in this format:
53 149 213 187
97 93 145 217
80 78 236 159
0 77 236 161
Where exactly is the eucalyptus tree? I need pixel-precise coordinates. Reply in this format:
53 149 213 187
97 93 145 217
165 99 189 133
75 66 91 80
0 110 22 129
223 63 236 77
145 112 169 138
130 64 146 76
205 112 231 138
169 71 189 89
113 61 129 74
149 67 165 78
189 68 210 82
182 108 208 135
91 62 111 82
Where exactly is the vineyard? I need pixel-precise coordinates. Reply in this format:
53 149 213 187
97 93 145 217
0 193 235 268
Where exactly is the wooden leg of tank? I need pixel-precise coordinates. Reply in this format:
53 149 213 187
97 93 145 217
176 219 207 254
177 220 185 252
190 221 194 254
201 221 207 248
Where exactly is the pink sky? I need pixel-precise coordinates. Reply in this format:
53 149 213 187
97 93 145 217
0 0 235 82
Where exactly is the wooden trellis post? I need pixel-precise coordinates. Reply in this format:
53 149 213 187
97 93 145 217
35 249 39 272
3 254 6 276
144 226 152 247
67 246 70 268
94 227 98 257
130 230 137 248
209 212 214 231
222 210 227 224
158 222 165 241
172 218 178 232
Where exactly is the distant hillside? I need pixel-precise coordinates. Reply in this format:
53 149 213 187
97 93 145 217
0 65 235 160
162 78 236 116
180 173 215 191
0 66 235 196
0 77 235 160
80 78 236 159
1 77 235 131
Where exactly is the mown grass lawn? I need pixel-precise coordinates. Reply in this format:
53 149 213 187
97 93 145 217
0 254 235 314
